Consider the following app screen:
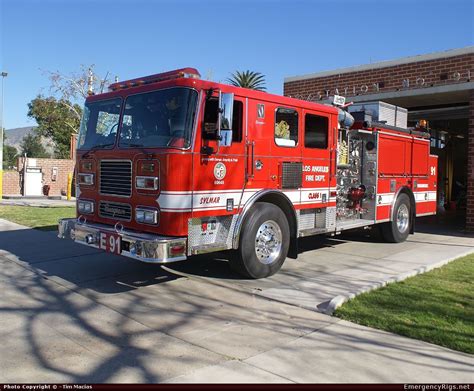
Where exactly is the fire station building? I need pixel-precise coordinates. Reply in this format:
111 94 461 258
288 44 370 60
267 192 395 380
284 46 474 231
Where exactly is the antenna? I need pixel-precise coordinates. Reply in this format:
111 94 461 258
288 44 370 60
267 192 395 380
99 71 109 93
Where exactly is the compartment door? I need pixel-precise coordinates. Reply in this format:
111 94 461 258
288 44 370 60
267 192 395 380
299 110 334 232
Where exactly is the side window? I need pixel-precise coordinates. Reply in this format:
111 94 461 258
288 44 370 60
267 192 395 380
202 98 243 142
305 114 328 149
232 100 243 142
275 108 298 147
202 99 218 139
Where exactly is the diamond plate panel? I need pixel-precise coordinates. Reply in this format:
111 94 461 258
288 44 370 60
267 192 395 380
315 209 326 228
326 207 336 229
299 209 316 230
188 215 238 255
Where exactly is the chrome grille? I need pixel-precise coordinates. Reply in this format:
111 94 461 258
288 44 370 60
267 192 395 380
100 160 132 197
99 201 132 221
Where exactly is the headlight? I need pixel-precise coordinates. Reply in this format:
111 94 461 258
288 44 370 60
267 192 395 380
135 207 158 225
136 176 158 190
77 200 94 214
78 173 94 185
81 161 93 171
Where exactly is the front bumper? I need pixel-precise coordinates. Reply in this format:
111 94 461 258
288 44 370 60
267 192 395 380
58 218 187 263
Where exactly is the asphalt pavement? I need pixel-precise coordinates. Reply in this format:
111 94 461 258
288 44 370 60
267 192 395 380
0 217 473 383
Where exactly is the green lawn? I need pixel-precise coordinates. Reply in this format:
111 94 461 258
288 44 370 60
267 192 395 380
335 253 474 354
0 205 76 231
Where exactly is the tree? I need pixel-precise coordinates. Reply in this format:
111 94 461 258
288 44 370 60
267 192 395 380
27 65 114 158
226 70 266 91
20 132 50 158
2 132 18 169
43 65 113 124
27 96 81 158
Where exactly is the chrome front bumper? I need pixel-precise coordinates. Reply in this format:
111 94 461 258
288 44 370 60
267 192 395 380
58 218 187 263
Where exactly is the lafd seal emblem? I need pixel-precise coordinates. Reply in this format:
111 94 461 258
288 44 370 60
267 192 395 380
214 162 226 180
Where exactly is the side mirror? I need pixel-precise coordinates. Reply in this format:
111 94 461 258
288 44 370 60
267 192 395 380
218 92 234 147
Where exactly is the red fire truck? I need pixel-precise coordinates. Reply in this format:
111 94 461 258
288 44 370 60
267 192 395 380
58 67 437 278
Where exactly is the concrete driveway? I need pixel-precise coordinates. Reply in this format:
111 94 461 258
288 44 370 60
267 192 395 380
0 217 473 383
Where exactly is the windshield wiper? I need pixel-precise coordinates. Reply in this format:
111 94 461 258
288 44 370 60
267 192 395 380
122 143 145 148
82 143 115 158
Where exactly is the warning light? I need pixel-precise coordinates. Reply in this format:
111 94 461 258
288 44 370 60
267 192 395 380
418 119 428 129
109 68 201 91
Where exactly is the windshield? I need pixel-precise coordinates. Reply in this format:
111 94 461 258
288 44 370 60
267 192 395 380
119 87 198 149
77 98 122 150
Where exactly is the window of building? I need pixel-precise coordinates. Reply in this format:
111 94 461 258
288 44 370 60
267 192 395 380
305 114 328 149
202 98 243 142
275 108 298 147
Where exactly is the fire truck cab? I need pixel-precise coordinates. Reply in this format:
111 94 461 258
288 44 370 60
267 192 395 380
58 67 437 278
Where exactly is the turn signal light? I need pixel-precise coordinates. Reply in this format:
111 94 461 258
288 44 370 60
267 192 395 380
78 173 94 185
78 200 94 214
136 176 158 190
81 161 93 171
140 162 155 173
135 208 159 225
170 243 186 255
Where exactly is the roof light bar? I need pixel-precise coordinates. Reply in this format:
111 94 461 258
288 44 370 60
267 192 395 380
108 67 201 91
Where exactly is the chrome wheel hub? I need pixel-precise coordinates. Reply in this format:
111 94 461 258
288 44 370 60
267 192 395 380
397 204 409 233
255 220 282 265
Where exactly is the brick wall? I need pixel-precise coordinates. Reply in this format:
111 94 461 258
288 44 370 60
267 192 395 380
467 90 474 232
284 53 474 100
3 157 75 196
3 170 21 195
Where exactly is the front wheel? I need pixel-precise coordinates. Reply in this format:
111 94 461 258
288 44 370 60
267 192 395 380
230 202 290 279
381 193 411 243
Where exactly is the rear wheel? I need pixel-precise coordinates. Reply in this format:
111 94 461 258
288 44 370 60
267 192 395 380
230 202 290 279
381 193 411 243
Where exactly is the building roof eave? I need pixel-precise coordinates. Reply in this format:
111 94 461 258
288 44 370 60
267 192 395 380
284 46 474 83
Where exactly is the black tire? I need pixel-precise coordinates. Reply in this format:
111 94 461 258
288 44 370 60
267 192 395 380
230 202 290 279
381 193 411 243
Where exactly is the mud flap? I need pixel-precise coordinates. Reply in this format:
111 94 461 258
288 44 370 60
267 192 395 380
288 236 298 259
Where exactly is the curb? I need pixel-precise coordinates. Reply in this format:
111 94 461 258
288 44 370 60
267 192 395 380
323 248 474 315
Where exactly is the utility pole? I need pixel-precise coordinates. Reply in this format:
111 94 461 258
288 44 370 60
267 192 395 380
0 71 8 200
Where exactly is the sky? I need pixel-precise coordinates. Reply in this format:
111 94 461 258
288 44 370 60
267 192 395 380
1 0 473 129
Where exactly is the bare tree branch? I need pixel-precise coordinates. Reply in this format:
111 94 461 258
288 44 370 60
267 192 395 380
41 64 113 105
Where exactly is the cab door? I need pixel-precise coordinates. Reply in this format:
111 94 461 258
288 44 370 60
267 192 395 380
271 106 302 206
299 109 335 231
192 92 246 219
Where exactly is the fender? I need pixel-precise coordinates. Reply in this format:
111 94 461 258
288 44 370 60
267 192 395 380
232 189 298 257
